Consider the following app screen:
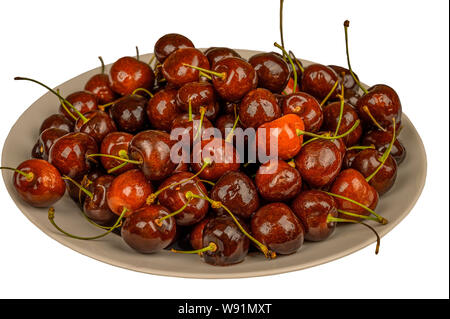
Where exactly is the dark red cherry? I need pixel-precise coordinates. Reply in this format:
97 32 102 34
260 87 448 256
48 132 98 179
214 114 243 145
109 94 149 133
74 110 117 143
99 132 135 175
154 33 194 63
328 65 360 95
239 88 281 128
4 159 65 207
83 175 117 226
121 205 176 253
251 202 304 255
294 139 343 188
211 57 258 102
210 171 260 219
162 48 209 87
351 149 397 195
343 149 360 169
39 114 74 134
59 91 98 122
255 159 302 202
248 52 290 94
128 130 176 181
362 130 406 164
66 168 104 205
106 169 153 217
220 100 239 115
85 71 117 105
32 128 67 160
146 88 180 131
109 56 155 96
205 47 241 66
281 92 323 133
291 190 338 241
202 215 249 266
176 81 215 114
191 138 240 181
157 172 209 226
170 113 214 146
301 64 340 101
189 217 212 250
322 101 362 146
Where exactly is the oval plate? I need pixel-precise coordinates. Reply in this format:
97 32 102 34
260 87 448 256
1 49 427 278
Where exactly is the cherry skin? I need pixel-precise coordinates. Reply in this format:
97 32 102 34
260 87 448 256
351 149 398 195
214 114 243 145
32 128 67 160
9 159 65 207
66 168 103 206
255 159 302 202
202 215 250 266
109 94 149 133
189 217 212 250
294 139 343 188
356 84 402 130
85 73 117 105
362 130 406 165
121 204 176 253
328 65 360 96
154 33 194 63
205 47 241 67
329 168 379 220
48 132 98 179
128 130 176 181
191 138 240 181
157 172 209 226
176 81 215 114
74 110 117 143
39 114 74 134
301 64 340 101
251 202 304 255
106 169 153 217
281 92 323 133
170 113 214 146
239 88 281 129
248 52 290 94
211 57 258 102
59 91 98 122
322 101 362 146
146 88 180 131
210 171 260 219
109 56 155 96
343 149 360 169
99 132 135 175
291 190 338 241
162 48 209 87
83 175 117 226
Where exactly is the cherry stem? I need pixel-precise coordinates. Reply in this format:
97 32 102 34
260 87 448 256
171 242 217 255
62 175 93 199
48 207 127 240
193 106 207 141
0 167 34 181
199 71 212 80
135 46 140 61
289 50 305 73
347 145 375 151
320 80 339 107
188 98 193 122
78 175 92 204
322 191 388 224
327 215 380 254
155 198 193 226
182 63 225 79
106 150 131 174
98 56 105 74
333 87 346 137
185 191 277 259
198 179 215 186
57 88 77 122
297 120 360 141
366 118 396 182
14 77 88 123
362 106 387 132
86 153 142 165
343 20 369 95
337 209 380 222
287 159 296 168
146 158 212 205
274 42 297 93
280 0 285 52
225 115 240 143
132 87 154 98
98 96 127 111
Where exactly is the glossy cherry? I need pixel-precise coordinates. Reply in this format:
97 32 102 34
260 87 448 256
162 48 209 87
109 56 155 96
39 113 73 134
301 64 340 101
83 175 117 226
146 88 180 131
109 94 149 133
74 110 117 143
84 56 117 104
205 47 241 67
239 88 281 128
322 101 362 146
362 130 406 164
248 52 290 94
154 33 195 63
170 113 214 146
99 132 135 175
281 92 323 133
32 128 67 160
58 91 98 123
176 81 215 114
66 168 104 205
189 217 212 250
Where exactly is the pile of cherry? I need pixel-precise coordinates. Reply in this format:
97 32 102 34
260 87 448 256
3 19 406 266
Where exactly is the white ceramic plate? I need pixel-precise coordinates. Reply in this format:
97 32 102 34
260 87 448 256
1 49 427 278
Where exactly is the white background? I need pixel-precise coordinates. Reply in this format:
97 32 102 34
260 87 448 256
0 0 448 299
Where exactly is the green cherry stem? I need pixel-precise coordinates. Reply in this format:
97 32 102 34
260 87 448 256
225 115 240 143
48 207 127 240
322 191 388 224
274 42 297 93
132 87 154 98
57 88 78 122
289 50 305 73
106 150 132 174
62 175 93 199
14 77 88 123
193 106 207 141
320 80 339 107
347 145 375 151
366 118 396 182
198 179 215 186
199 71 212 80
327 215 380 254
182 63 226 79
146 158 212 205
362 106 387 132
333 86 346 137
171 242 218 255
337 209 380 222
185 191 277 259
86 153 142 165
155 198 193 226
188 98 193 122
99 56 105 74
343 20 369 95
297 120 360 141
279 0 286 53
0 167 34 181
